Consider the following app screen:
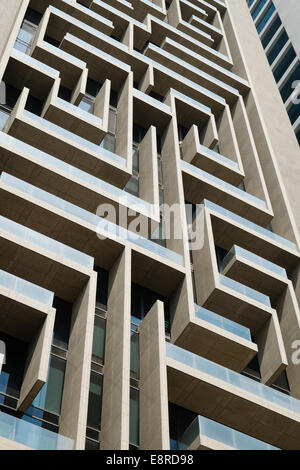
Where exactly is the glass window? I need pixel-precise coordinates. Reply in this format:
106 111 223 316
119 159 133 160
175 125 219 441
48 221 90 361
129 387 139 447
280 63 300 103
256 4 276 34
108 107 117 134
132 148 139 172
95 266 109 308
92 315 106 365
130 330 139 379
0 108 10 132
52 297 72 350
267 31 289 65
100 133 116 153
32 355 66 415
273 47 297 82
78 96 95 114
252 0 268 20
124 175 139 196
14 20 37 54
261 15 282 48
87 372 103 431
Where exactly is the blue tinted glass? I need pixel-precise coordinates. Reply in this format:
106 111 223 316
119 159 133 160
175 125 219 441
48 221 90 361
288 103 300 125
257 4 276 33
267 31 289 65
252 0 269 20
273 47 297 82
261 15 282 48
280 63 300 102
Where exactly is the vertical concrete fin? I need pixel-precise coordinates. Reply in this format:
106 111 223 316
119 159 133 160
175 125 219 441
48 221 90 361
101 247 131 450
139 300 170 450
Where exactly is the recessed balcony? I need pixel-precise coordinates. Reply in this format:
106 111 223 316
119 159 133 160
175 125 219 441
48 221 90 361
144 43 239 105
204 199 299 271
166 342 300 449
5 48 58 102
182 161 271 227
0 210 92 302
133 50 226 115
0 172 184 296
161 37 250 95
174 303 257 372
220 245 288 299
180 415 279 450
148 16 232 70
6 103 130 188
32 39 86 90
0 269 53 342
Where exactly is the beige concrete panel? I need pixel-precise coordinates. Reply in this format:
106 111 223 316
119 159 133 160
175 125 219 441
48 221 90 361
231 97 270 206
182 125 198 165
275 284 300 399
121 22 134 50
139 125 160 210
101 248 131 449
116 72 133 165
41 77 61 118
225 0 300 248
217 104 241 167
71 68 88 106
139 300 170 450
4 86 29 134
212 10 232 63
94 78 111 129
160 97 187 258
170 275 194 346
30 7 50 54
192 211 218 308
0 0 29 81
167 0 182 28
182 124 243 185
201 116 219 150
256 313 288 386
138 65 154 94
18 308 56 412
59 273 97 449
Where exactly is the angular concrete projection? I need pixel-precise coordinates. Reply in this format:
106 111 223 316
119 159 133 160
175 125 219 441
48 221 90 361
59 273 97 449
139 300 170 450
0 0 29 80
1 0 300 452
18 309 55 412
138 125 160 210
115 72 133 164
275 284 300 399
256 313 288 386
101 248 131 450
71 68 88 106
224 0 300 247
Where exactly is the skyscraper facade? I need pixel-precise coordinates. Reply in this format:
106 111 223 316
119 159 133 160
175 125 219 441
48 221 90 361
247 0 300 144
0 0 300 451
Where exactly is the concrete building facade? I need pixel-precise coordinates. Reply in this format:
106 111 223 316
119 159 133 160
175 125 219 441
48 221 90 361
0 0 299 451
247 0 300 144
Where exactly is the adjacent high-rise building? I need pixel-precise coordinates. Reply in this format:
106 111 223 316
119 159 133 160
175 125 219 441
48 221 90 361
247 0 300 144
0 0 300 451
